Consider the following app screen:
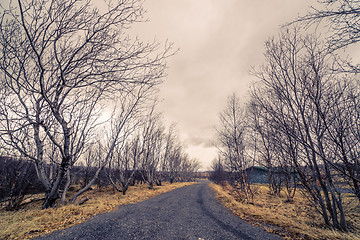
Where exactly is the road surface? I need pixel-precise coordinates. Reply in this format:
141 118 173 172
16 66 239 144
36 181 282 240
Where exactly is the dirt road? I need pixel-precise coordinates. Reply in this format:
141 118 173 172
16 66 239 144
36 181 282 240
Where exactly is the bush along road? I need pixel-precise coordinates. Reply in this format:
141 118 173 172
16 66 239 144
35 181 282 240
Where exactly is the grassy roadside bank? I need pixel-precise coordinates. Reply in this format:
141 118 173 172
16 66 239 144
1 182 197 240
209 182 360 240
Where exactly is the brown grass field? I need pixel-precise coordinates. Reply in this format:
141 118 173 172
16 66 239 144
0 182 197 240
210 182 360 240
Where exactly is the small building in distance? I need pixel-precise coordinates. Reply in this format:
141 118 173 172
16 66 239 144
246 166 269 184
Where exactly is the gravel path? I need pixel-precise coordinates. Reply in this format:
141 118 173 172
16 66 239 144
35 181 282 240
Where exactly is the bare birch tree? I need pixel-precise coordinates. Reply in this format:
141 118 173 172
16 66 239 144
253 28 348 230
139 107 165 189
216 93 253 202
247 98 282 195
294 0 360 201
0 0 171 208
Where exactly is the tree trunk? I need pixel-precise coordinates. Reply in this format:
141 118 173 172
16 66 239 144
61 167 71 205
70 164 104 203
42 164 66 209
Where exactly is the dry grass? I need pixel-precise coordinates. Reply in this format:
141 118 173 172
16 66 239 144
210 182 360 240
0 182 196 240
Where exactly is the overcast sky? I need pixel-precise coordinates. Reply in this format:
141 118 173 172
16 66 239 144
131 0 313 170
